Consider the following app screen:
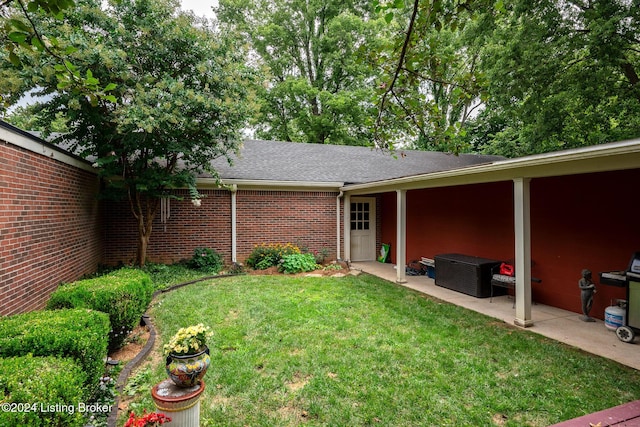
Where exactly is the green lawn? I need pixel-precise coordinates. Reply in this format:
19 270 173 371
126 274 640 426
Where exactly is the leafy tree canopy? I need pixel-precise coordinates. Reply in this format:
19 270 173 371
216 0 389 145
376 0 640 156
473 0 640 156
1 0 115 109
1 0 254 265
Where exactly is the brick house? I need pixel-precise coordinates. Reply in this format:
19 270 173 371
2 119 639 327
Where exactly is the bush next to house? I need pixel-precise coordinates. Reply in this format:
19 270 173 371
0 355 87 427
0 308 109 389
279 253 320 274
46 268 154 350
246 243 301 270
189 247 224 273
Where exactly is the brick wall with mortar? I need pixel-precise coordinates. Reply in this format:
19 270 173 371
0 140 102 316
102 189 342 266
236 190 340 263
102 189 232 265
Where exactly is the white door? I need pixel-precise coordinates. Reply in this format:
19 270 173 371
350 197 376 261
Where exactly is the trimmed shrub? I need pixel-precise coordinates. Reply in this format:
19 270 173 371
246 243 301 270
279 253 320 274
0 308 109 388
189 247 224 273
46 268 153 350
0 355 87 427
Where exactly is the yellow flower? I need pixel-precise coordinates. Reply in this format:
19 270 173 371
164 323 213 356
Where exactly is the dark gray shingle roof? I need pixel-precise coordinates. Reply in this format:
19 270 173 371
207 139 503 184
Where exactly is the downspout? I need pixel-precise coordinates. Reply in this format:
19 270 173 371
343 193 351 262
230 184 238 263
336 191 343 261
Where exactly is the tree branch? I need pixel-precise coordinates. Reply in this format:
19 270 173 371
375 0 421 143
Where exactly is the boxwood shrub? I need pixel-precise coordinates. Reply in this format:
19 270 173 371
0 308 109 388
0 355 87 427
46 268 153 350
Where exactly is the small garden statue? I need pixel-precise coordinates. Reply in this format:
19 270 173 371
579 269 597 322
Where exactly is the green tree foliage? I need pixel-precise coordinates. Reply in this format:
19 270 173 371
1 0 254 265
377 0 640 156
0 0 114 110
472 0 640 156
373 0 485 152
4 104 68 131
216 0 387 145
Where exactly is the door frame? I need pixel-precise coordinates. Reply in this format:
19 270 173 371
348 196 376 261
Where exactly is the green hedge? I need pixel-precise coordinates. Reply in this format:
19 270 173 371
0 308 109 388
46 268 153 350
0 355 87 427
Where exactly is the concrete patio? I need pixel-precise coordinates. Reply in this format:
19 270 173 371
351 261 640 371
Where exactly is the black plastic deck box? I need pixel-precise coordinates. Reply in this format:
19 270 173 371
434 253 501 298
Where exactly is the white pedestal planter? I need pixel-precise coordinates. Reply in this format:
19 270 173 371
151 379 205 427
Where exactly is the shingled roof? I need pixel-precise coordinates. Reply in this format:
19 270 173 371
10 120 502 185
206 139 504 185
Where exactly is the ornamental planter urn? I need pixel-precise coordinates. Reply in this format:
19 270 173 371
163 323 212 388
165 346 211 388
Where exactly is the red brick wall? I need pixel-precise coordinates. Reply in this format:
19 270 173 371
102 189 340 265
102 189 232 265
0 140 102 316
236 190 339 261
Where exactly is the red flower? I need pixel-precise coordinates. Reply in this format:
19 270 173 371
124 410 171 427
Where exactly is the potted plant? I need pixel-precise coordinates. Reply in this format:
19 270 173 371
124 410 171 426
164 323 212 387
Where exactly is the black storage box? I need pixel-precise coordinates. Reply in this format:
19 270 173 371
435 253 501 298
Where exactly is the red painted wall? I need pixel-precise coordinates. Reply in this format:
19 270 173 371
380 171 638 318
380 182 514 264
102 190 340 265
0 141 102 316
530 170 638 318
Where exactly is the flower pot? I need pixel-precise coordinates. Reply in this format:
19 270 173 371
165 346 211 388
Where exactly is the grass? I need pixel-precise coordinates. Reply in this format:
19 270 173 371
125 273 640 426
141 262 220 290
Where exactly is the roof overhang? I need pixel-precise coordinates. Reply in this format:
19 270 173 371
0 120 95 173
198 178 345 192
341 138 640 195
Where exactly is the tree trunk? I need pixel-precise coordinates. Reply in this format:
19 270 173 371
136 220 152 267
130 191 159 267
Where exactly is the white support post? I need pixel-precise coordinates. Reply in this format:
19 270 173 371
513 178 534 327
396 189 407 284
343 193 351 262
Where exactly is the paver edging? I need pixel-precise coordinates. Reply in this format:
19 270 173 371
106 273 232 427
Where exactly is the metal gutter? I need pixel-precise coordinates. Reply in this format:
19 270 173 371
341 138 640 194
198 178 345 192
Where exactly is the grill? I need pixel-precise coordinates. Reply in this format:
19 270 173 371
599 252 640 343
